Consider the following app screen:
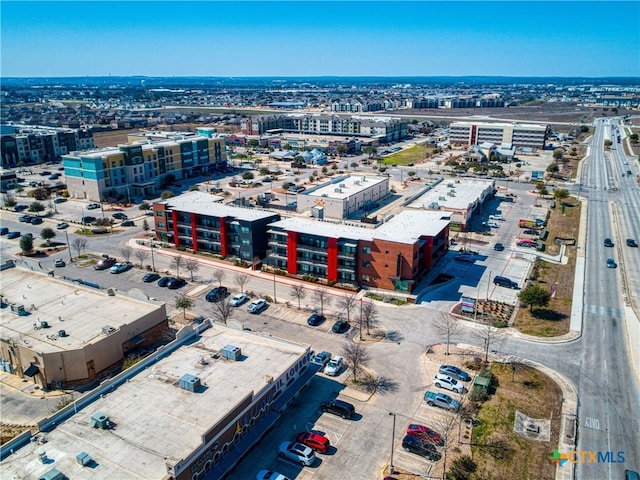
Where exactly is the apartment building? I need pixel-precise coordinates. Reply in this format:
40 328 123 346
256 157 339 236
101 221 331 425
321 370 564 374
296 174 390 219
267 210 450 293
153 191 280 262
241 114 407 143
331 99 384 112
449 121 550 149
62 133 227 201
0 124 94 168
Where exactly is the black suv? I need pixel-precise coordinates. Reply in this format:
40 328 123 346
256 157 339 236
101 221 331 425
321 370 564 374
604 238 614 247
206 286 228 302
320 399 355 419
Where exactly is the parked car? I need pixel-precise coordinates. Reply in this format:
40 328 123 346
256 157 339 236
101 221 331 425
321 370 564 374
53 197 67 204
168 278 187 289
256 471 290 480
606 258 617 269
86 203 101 210
247 298 267 314
295 432 330 453
433 373 464 393
158 276 173 287
30 217 43 225
626 238 638 247
454 252 475 262
18 214 32 222
229 293 249 306
494 243 505 251
112 212 128 220
13 205 28 212
110 262 132 274
121 220 135 227
439 365 471 382
6 231 21 239
493 275 519 289
206 286 228 302
406 424 444 446
486 220 499 228
0 227 8 235
94 257 117 270
523 229 539 235
516 239 537 247
277 441 316 466
320 399 355 419
81 216 97 224
401 435 441 461
489 214 504 221
307 314 326 326
54 259 66 268
324 356 343 376
604 238 614 247
311 351 332 366
143 272 160 283
56 222 69 229
332 320 350 333
424 391 461 411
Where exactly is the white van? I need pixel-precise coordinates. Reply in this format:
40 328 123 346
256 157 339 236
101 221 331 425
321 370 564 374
487 220 500 228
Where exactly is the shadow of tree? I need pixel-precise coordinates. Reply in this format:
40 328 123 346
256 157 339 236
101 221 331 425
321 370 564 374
362 375 399 395
532 308 567 321
384 330 405 343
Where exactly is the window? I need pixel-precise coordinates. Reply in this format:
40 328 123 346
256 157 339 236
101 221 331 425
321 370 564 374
157 221 165 228
362 246 371 254
361 274 370 282
362 260 371 268
156 211 163 217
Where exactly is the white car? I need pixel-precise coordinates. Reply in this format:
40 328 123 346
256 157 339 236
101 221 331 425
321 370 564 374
278 441 316 466
433 373 464 393
56 222 69 229
229 293 248 307
489 214 504 221
247 298 267 314
256 471 290 480
324 356 343 376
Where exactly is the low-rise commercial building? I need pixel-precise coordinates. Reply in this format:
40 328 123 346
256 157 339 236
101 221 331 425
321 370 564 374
0 263 169 389
449 121 550 149
0 322 317 480
267 210 450 293
153 191 280 262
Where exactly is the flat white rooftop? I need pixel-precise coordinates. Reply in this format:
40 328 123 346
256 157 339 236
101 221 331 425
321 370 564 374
307 174 387 200
0 325 309 480
451 120 548 130
409 179 494 211
270 209 449 244
161 191 277 221
0 267 162 355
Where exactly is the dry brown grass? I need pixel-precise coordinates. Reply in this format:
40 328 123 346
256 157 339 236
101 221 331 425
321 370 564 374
470 363 562 480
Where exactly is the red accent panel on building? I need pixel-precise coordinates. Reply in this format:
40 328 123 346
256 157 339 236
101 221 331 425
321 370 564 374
287 231 298 275
172 210 179 248
219 217 227 257
327 238 338 282
471 124 477 144
425 236 434 270
191 213 198 252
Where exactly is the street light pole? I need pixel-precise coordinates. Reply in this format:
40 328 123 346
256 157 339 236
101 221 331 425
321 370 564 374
150 239 156 272
273 268 277 304
65 231 72 263
388 412 396 475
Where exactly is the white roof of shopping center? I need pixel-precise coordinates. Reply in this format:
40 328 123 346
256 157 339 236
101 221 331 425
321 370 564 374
409 179 494 211
307 174 388 200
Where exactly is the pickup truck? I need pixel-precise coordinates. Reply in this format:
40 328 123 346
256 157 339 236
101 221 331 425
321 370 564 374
424 391 461 411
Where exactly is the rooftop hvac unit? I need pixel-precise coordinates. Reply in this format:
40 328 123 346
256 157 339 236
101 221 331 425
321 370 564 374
339 183 346 188
334 188 342 193
179 373 201 392
90 412 112 430
10 303 26 316
76 451 92 466
354 181 360 185
447 183 454 187
448 191 456 196
58 330 67 337
38 468 65 480
102 326 116 335
439 196 446 201
221 344 242 361
40 321 50 329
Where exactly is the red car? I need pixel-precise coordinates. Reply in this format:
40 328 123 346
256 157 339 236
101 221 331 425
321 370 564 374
406 424 444 446
295 431 330 453
93 257 117 270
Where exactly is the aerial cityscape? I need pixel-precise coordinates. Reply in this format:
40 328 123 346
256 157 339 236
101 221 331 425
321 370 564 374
1 2 639 480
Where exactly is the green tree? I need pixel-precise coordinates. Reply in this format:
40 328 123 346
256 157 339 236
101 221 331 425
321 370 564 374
142 218 150 232
28 201 45 215
40 227 56 246
546 163 559 173
580 125 589 133
554 188 569 202
407 171 416 178
242 171 254 180
259 167 271 176
139 202 150 211
247 139 260 147
3 194 17 207
363 146 377 158
174 293 194 319
161 190 174 199
518 284 551 313
604 139 612 148
20 235 33 254
552 148 564 161
629 133 638 143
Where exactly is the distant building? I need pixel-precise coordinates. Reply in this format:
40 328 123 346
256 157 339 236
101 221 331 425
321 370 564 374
1 124 94 168
331 99 384 112
449 121 550 149
153 191 280 262
62 132 227 202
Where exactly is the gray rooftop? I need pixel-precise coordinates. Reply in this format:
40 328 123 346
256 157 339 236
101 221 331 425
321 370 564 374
409 179 495 211
307 174 388 200
270 209 449 244
0 267 162 355
161 191 278 221
0 325 309 480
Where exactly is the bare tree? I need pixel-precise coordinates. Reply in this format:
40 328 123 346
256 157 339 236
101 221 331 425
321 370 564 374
340 342 370 382
433 312 462 356
290 284 307 310
171 255 183 278
212 269 226 286
210 297 234 325
312 288 332 316
474 322 503 362
359 300 378 335
234 273 249 293
81 239 87 255
134 249 149 267
184 258 200 281
433 407 461 479
71 238 86 258
119 246 133 262
337 292 358 324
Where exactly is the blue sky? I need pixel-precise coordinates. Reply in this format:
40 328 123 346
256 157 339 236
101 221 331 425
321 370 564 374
2 1 639 77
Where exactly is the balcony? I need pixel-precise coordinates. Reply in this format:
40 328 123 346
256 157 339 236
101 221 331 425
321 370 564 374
297 258 328 267
296 244 328 254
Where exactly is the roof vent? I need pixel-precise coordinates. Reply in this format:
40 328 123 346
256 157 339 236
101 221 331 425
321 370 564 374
339 183 346 188
40 321 50 329
76 451 92 466
221 344 242 361
58 330 67 337
102 326 116 335
90 412 112 429
179 373 201 392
